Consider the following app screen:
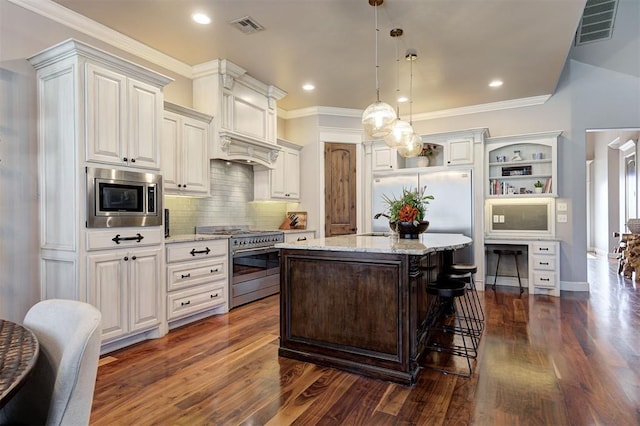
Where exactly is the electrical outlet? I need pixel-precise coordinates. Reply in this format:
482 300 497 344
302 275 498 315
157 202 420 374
557 214 568 223
557 202 568 212
493 215 500 223
499 215 505 223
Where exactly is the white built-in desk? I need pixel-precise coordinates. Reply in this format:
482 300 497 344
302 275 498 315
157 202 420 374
485 238 560 297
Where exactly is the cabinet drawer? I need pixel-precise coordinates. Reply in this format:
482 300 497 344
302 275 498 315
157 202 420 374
166 239 227 263
531 271 556 288
167 258 227 291
531 242 556 255
284 231 315 243
86 228 164 251
168 283 226 320
532 255 556 271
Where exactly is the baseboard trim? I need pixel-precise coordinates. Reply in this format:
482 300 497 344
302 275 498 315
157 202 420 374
561 280 590 292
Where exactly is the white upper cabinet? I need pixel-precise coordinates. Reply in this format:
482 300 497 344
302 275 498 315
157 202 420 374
446 137 474 166
371 142 403 170
254 139 302 201
193 60 286 168
86 63 164 169
162 103 212 195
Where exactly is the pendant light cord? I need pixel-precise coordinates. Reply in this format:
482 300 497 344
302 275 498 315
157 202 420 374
374 3 380 103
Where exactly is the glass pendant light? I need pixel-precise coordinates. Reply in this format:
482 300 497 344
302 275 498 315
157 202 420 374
384 28 415 148
398 48 423 158
362 0 395 139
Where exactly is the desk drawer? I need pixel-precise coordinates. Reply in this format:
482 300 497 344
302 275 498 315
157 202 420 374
532 271 556 288
532 255 556 271
531 242 556 255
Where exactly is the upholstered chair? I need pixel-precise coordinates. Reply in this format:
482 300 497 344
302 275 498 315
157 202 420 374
0 299 102 426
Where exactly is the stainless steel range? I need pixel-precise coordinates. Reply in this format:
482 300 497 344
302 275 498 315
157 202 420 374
195 226 284 308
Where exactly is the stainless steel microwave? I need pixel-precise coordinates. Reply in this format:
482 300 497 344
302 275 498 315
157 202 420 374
485 198 555 238
86 167 162 228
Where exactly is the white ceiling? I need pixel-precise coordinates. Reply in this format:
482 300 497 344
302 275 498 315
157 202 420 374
52 0 588 115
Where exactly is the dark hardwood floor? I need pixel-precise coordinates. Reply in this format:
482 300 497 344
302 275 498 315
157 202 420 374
91 255 640 425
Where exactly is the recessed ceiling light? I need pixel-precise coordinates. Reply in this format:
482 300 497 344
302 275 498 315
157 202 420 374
302 83 315 91
489 80 503 88
192 13 211 25
397 96 408 103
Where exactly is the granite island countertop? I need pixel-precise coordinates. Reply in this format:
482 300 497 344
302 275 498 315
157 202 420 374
275 233 472 255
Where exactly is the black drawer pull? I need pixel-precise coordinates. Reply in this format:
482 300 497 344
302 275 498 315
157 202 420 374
112 233 144 244
190 247 211 256
538 247 549 251
297 237 307 241
540 262 549 265
181 300 191 306
181 273 191 279
210 268 218 273
210 293 218 298
541 278 550 281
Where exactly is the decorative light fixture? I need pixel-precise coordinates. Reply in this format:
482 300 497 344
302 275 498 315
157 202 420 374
397 49 423 158
384 28 415 148
362 0 395 139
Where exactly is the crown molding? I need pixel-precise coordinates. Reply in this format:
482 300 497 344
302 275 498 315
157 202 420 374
278 106 363 120
410 95 552 121
9 0 193 78
278 95 552 121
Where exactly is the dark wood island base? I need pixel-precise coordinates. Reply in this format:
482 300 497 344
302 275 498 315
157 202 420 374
278 233 472 386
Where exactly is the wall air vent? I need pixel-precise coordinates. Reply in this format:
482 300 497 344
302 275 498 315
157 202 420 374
575 0 619 46
229 16 265 34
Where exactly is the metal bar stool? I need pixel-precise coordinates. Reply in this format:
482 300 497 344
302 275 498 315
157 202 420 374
492 249 524 294
423 278 478 378
443 263 484 336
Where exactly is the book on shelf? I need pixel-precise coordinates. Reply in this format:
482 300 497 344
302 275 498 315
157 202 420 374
543 178 552 193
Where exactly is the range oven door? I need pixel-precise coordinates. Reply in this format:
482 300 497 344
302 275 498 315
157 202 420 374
232 247 280 284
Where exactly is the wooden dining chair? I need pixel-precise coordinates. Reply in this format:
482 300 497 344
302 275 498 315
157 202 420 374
0 299 102 426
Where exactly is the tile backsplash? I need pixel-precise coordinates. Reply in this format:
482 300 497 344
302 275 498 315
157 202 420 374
165 160 297 235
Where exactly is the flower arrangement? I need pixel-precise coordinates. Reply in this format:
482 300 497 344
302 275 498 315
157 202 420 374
419 144 438 157
382 186 434 225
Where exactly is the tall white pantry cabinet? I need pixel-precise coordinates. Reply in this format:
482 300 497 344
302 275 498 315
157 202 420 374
28 39 172 352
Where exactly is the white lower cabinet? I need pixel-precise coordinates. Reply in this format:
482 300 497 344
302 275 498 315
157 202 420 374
88 247 162 342
529 241 560 296
165 239 229 326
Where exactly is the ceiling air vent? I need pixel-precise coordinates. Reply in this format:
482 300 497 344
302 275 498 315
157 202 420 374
229 16 265 35
575 0 619 46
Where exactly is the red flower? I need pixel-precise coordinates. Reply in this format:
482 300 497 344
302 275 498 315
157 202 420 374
398 204 419 222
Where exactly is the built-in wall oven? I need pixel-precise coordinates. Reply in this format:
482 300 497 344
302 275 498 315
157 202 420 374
195 227 284 308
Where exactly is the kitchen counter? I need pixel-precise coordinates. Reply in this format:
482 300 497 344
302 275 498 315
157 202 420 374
275 232 471 255
278 232 472 385
164 234 230 244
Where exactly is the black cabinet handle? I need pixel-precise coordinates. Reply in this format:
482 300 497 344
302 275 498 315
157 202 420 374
210 293 218 298
210 268 218 273
538 247 549 251
123 256 129 261
123 157 128 162
297 237 307 241
540 262 549 265
131 256 136 260
178 184 182 188
190 247 211 256
181 273 191 279
131 158 136 163
541 278 550 281
112 233 144 244
181 300 191 306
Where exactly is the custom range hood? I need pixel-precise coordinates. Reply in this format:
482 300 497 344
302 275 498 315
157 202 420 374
193 59 287 168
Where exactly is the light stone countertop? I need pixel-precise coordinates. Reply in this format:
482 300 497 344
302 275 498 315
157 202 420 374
281 229 316 234
275 233 472 255
164 234 230 244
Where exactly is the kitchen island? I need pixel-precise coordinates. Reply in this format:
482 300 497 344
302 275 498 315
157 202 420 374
276 233 472 385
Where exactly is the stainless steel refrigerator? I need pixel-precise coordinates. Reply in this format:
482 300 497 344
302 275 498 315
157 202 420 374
372 168 474 263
